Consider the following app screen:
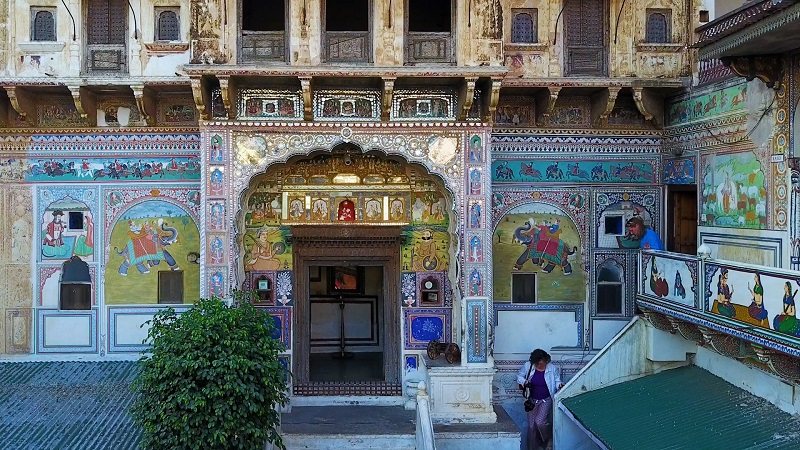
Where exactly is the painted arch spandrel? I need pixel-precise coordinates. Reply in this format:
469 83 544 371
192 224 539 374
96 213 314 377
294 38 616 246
493 203 585 303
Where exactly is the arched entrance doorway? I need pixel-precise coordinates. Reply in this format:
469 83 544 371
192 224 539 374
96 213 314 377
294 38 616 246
237 144 456 396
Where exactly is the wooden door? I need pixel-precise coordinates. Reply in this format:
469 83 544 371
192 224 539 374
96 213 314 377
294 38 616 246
85 0 128 73
668 187 698 255
564 0 608 76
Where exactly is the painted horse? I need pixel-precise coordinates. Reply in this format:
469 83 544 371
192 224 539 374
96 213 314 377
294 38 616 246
513 222 577 275
115 221 180 275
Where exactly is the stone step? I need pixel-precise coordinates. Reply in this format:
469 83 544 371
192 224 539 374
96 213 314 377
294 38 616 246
281 434 415 450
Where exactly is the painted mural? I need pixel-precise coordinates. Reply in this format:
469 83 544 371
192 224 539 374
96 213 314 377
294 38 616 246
666 83 747 126
701 151 767 228
492 160 655 184
40 194 96 261
25 157 201 182
640 254 697 308
243 226 292 272
105 200 200 305
707 265 800 338
594 192 659 249
663 158 696 184
493 203 585 302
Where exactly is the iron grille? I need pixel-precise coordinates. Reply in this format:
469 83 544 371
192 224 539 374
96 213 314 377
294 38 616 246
33 10 56 41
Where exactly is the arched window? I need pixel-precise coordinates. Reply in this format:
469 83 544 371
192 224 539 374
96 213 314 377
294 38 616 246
32 9 56 42
156 9 180 41
60 256 92 310
511 10 537 44
645 10 670 44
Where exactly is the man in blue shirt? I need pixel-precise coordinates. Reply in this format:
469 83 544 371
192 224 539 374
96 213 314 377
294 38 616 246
626 217 664 250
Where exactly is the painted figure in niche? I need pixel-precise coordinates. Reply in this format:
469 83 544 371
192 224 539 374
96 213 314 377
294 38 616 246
470 169 482 195
568 194 584 210
470 203 482 228
108 191 123 207
773 281 800 335
673 271 686 299
390 199 404 221
365 199 382 220
648 258 668 298
289 199 304 219
11 208 31 262
42 210 71 258
468 135 483 163
116 218 180 275
210 135 223 162
469 236 483 263
210 237 224 264
210 272 224 297
210 202 224 229
717 172 737 214
245 228 282 271
430 201 446 222
747 273 768 325
715 268 736 317
513 219 577 275
413 229 439 271
312 199 328 221
210 168 224 195
337 198 356 221
73 215 94 257
469 269 483 296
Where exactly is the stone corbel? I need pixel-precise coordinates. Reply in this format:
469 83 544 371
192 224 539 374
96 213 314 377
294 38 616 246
641 309 675 334
300 77 313 121
752 346 800 382
381 77 396 121
189 76 210 121
132 84 155 126
720 55 784 90
217 76 236 119
632 87 663 128
459 77 478 121
592 86 621 127
67 85 95 125
487 78 502 125
538 86 561 126
3 86 35 123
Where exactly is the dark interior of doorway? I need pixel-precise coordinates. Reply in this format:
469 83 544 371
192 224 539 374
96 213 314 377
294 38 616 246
667 186 698 255
308 264 384 382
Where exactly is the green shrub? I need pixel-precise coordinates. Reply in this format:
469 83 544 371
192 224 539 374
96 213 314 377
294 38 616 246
131 296 288 450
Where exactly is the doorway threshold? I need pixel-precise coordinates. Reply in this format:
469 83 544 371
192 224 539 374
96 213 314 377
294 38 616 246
291 394 405 407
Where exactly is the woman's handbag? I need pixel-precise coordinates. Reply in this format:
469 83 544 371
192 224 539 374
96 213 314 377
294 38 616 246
524 398 535 412
522 362 534 412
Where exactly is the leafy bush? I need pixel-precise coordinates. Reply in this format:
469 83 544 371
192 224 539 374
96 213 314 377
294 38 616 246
131 297 288 450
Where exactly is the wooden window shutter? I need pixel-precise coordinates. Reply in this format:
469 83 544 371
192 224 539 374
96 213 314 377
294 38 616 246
157 10 180 41
33 10 56 41
511 11 537 44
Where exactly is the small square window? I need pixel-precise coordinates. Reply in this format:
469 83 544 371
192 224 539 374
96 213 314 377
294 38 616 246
61 284 91 310
68 211 84 230
31 8 57 42
158 271 184 304
604 216 623 235
511 273 537 304
155 7 180 42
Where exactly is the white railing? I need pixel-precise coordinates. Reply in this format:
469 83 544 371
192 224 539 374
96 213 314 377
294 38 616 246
415 381 436 450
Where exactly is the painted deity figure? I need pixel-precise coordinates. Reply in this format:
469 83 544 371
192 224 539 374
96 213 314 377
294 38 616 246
469 269 483 296
469 136 483 163
210 272 224 297
210 237 224 264
469 236 483 262
413 229 439 271
390 199 404 221
470 203 482 228
715 268 736 317
210 169 224 195
470 169 482 195
312 199 328 221
246 229 281 271
42 210 71 258
210 202 224 229
337 198 356 221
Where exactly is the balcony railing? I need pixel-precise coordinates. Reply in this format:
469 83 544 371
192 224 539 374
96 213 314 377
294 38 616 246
694 0 799 48
406 32 455 65
240 31 286 63
85 44 127 74
324 31 371 63
697 59 733 85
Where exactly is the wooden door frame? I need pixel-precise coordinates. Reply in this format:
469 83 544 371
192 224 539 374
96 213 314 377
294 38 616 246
291 226 402 392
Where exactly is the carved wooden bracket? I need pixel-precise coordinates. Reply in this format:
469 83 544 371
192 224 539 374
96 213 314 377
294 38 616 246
592 86 621 127
3 86 34 122
487 78 502 125
641 309 675 334
189 77 210 121
132 85 155 126
752 346 800 382
720 55 784 89
382 77 396 121
538 86 561 126
632 87 664 128
218 76 236 119
300 77 313 121
698 327 746 358
460 77 477 121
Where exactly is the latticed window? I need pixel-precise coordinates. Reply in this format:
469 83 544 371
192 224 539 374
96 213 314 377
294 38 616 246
88 0 127 45
511 9 537 44
645 10 670 43
32 9 56 41
156 8 180 41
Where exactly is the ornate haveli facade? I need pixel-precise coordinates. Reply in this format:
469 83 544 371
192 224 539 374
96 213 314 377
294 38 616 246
2 0 800 447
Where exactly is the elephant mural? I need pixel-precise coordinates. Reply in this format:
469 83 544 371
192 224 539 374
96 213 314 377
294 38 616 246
513 221 577 275
115 219 179 275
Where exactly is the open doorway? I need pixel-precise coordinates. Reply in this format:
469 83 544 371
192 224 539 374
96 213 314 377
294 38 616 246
667 186 698 255
308 264 384 382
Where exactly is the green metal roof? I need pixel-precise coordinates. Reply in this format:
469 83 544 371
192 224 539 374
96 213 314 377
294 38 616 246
0 361 142 450
561 365 800 450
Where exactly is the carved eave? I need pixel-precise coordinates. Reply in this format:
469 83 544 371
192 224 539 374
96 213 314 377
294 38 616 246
591 86 621 127
720 55 784 89
2 86 35 122
459 77 477 121
381 77 395 121
189 76 211 121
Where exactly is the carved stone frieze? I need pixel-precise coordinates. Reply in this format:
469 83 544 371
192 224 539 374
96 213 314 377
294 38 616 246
720 55 784 89
752 346 800 382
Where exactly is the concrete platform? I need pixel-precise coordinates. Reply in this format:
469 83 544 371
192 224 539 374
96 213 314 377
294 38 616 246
280 404 520 450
